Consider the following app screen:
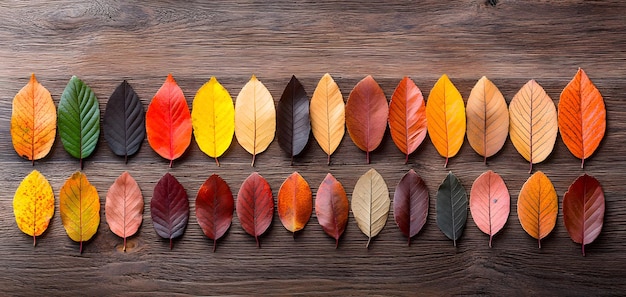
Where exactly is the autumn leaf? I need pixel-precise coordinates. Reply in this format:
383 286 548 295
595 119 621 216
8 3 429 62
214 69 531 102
195 174 234 252
151 173 189 250
388 77 427 163
436 172 467 246
310 73 345 164
345 76 389 163
315 173 349 248
558 68 606 168
236 172 274 247
563 174 605 256
103 80 145 163
277 172 312 235
234 75 276 166
426 74 466 167
517 171 557 248
192 77 235 166
466 76 509 164
13 170 54 246
277 76 311 164
10 74 56 165
105 171 143 251
146 74 192 168
393 169 429 245
60 171 100 253
469 170 510 247
351 168 390 248
58 76 100 169
509 80 558 173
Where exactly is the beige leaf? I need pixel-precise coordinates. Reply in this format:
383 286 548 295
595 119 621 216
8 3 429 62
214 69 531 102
310 73 345 165
351 168 390 248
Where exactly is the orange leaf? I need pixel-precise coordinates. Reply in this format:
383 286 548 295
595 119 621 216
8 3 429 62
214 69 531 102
345 75 389 163
469 170 510 247
517 171 557 248
10 74 56 164
60 171 100 253
277 172 312 234
388 77 427 163
146 74 192 167
558 68 606 168
105 171 143 251
426 74 466 167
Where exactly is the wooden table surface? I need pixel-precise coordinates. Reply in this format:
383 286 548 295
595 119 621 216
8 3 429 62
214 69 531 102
1 1 625 295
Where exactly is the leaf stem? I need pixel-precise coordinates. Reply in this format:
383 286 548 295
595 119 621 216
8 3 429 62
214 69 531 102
33 235 36 247
255 236 260 248
215 157 220 167
169 159 173 168
80 241 83 254
327 154 331 166
170 238 173 250
251 154 256 167
123 237 127 252
366 237 371 248
213 239 217 253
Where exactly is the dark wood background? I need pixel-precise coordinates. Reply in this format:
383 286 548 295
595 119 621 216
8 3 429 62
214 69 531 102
1 0 625 295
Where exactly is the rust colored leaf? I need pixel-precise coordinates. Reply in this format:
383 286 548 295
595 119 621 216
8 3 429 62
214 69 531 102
517 171 557 248
393 169 429 245
469 170 510 247
10 74 56 164
315 173 349 248
277 172 312 235
146 74 192 167
277 76 311 164
236 172 274 247
195 174 234 252
388 77 427 163
105 171 143 251
150 173 189 250
345 75 389 163
558 68 606 168
563 174 605 256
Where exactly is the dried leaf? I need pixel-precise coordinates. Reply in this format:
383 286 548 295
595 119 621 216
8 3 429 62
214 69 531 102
103 80 145 163
277 76 311 164
192 77 235 166
315 173 349 248
345 76 389 163
236 172 274 247
58 76 100 169
469 170 510 247
146 74 192 167
466 76 509 164
426 74 466 167
351 168 390 248
436 172 467 246
277 172 312 234
310 73 345 164
60 171 100 253
150 173 189 250
563 174 605 256
558 68 606 168
105 171 143 251
393 169 429 245
10 74 56 164
195 174 234 252
388 77 427 163
234 75 276 166
13 170 54 246
517 171 557 248
509 80 558 173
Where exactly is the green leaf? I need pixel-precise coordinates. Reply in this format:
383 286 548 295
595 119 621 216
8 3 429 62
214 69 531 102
58 76 101 168
436 171 468 246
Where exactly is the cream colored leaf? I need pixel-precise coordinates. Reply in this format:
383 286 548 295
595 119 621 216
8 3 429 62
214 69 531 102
310 73 345 165
351 168 390 248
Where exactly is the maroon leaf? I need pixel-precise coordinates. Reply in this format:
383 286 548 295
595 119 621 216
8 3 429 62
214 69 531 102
393 169 429 245
150 173 189 249
563 174 605 256
236 172 274 247
315 173 349 248
195 174 234 252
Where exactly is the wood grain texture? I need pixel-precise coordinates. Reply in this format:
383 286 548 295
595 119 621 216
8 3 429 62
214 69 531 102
1 0 626 295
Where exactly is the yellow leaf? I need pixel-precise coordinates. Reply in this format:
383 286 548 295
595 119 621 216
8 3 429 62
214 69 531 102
310 73 345 165
60 171 100 253
509 80 558 173
466 76 509 163
11 74 56 164
192 77 235 166
351 168 390 248
13 170 54 246
426 74 466 167
234 75 276 166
